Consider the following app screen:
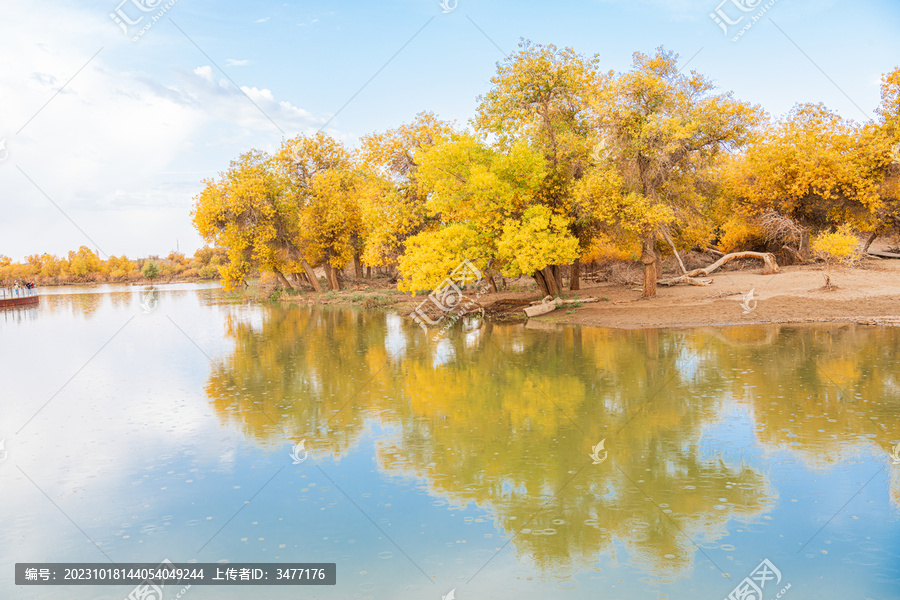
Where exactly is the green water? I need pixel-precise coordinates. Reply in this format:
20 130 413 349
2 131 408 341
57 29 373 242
1 283 899 599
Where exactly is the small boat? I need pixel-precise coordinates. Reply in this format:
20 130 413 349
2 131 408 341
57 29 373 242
0 286 40 308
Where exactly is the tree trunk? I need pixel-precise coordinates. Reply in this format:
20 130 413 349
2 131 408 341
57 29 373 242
641 232 657 299
862 229 880 253
353 253 363 279
366 266 372 279
274 269 294 291
486 273 498 293
551 264 563 294
323 263 341 290
569 259 580 291
301 259 322 292
799 229 810 261
533 268 560 297
533 270 550 297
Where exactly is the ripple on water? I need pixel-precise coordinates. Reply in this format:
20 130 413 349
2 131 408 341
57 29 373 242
556 579 579 590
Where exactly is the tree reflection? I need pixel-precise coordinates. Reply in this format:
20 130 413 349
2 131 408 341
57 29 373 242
710 325 900 471
206 310 900 577
213 309 877 577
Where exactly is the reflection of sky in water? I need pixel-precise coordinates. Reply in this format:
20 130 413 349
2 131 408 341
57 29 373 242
1 285 899 599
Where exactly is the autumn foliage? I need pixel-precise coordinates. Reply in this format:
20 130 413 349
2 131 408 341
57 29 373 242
190 42 900 297
0 246 225 286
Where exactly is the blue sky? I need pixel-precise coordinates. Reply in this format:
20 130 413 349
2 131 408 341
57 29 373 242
1 0 898 260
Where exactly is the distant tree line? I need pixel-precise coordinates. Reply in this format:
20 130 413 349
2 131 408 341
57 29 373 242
0 246 226 286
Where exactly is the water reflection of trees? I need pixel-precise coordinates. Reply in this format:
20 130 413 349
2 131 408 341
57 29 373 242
376 324 773 578
711 325 900 468
42 291 104 318
220 310 890 578
206 311 900 576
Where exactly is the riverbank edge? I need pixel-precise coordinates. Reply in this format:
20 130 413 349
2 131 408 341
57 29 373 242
272 262 900 331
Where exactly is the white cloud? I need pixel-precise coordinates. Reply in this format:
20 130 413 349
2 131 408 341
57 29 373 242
226 59 251 67
0 0 328 260
254 16 270 23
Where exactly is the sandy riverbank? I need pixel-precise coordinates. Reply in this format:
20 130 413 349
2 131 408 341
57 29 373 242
278 254 899 330
525 260 900 329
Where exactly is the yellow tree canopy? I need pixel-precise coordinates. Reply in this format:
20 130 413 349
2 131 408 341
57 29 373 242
396 134 548 291
475 41 599 263
497 205 580 278
357 112 455 267
724 103 883 233
586 46 761 296
192 149 300 289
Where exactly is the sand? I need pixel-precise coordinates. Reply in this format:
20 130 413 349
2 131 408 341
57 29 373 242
537 260 900 329
288 246 900 331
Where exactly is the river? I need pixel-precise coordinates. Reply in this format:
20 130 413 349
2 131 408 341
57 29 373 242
1 283 898 599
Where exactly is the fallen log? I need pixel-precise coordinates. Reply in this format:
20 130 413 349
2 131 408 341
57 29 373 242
685 251 779 277
657 275 713 286
523 296 602 317
867 250 900 259
525 299 558 317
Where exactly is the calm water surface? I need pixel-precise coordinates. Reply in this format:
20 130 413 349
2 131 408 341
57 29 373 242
1 283 899 599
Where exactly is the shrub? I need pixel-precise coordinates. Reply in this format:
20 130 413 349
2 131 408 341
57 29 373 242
142 261 160 283
811 225 859 289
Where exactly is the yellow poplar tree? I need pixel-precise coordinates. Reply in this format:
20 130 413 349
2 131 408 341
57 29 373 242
588 47 760 297
274 132 361 291
474 40 599 293
357 112 454 271
398 133 547 292
723 103 884 257
192 149 308 290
